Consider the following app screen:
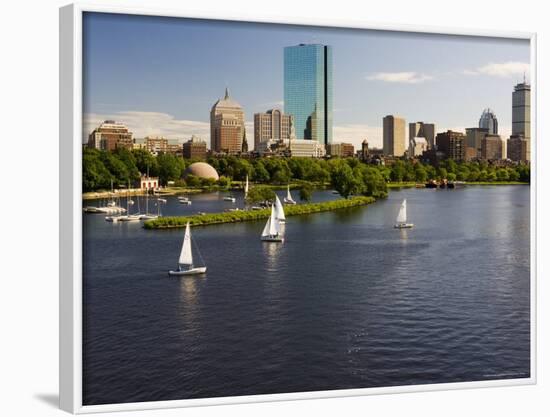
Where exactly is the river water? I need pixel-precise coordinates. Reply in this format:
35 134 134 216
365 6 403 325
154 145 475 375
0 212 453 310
82 186 530 405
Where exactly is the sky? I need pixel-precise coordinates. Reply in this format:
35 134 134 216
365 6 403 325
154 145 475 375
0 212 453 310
83 12 531 150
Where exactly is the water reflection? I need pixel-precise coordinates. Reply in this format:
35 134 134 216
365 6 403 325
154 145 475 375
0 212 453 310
262 241 284 272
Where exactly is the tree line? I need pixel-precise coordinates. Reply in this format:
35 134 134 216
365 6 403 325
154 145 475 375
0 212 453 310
83 148 530 195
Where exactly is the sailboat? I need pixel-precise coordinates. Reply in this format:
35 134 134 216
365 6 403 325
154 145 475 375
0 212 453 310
283 184 296 205
140 188 158 220
244 175 249 198
168 222 207 276
118 182 141 222
261 204 284 242
394 199 414 229
274 195 286 224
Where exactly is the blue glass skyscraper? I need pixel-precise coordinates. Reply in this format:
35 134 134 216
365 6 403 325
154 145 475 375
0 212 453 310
284 44 333 145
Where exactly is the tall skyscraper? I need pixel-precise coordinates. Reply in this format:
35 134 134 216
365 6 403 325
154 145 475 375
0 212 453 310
254 109 293 150
479 108 498 135
383 115 406 157
210 88 245 154
284 44 333 145
510 80 531 161
409 122 436 156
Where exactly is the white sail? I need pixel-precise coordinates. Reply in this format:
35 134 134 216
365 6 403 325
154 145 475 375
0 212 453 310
178 222 193 267
396 199 407 224
245 175 249 196
261 215 271 237
269 204 279 235
286 185 292 201
274 195 286 221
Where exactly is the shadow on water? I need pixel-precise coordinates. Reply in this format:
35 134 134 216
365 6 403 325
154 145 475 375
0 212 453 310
34 393 58 409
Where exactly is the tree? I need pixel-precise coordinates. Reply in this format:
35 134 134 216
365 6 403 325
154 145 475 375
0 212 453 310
252 160 270 183
217 176 231 188
185 174 200 187
390 161 405 182
299 182 314 202
245 186 276 204
157 153 183 185
331 162 364 199
362 167 388 198
100 151 130 187
414 164 428 182
83 149 112 191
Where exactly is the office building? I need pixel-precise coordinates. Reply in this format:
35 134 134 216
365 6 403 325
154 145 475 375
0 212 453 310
254 109 293 150
87 120 133 151
326 142 355 158
479 108 498 135
512 81 531 161
436 130 466 161
182 135 207 159
284 44 333 145
409 122 436 155
507 134 529 162
210 88 245 154
481 134 503 160
465 127 489 160
383 115 406 157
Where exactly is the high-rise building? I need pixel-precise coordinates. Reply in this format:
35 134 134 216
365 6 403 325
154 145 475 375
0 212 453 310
182 135 207 159
210 88 245 154
409 122 436 155
253 109 293 150
479 108 498 135
436 130 466 161
507 134 529 162
87 120 133 151
383 115 406 157
465 127 489 160
284 44 333 145
512 81 531 161
481 134 503 160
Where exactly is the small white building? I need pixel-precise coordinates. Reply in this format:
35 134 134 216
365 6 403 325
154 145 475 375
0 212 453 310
139 175 159 190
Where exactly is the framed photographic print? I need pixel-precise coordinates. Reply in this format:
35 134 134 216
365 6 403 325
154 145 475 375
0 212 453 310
59 2 536 413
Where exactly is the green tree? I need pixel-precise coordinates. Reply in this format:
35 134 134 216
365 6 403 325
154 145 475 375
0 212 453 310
157 153 183 185
217 176 231 188
245 185 276 203
82 149 112 191
331 162 364 199
299 182 314 202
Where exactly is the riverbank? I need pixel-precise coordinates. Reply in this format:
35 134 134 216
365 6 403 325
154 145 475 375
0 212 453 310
144 196 376 229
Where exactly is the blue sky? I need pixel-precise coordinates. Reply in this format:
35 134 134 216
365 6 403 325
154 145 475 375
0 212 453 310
83 12 530 149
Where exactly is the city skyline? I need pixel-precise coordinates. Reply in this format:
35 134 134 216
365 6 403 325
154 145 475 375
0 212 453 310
83 12 530 149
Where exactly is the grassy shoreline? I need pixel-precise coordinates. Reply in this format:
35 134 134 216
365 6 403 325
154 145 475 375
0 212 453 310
144 196 376 229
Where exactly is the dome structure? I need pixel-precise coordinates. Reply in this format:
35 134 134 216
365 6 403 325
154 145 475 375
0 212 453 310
184 162 219 180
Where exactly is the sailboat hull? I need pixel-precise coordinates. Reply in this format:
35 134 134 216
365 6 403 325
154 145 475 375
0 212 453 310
261 235 284 242
394 223 414 229
168 267 207 276
283 198 296 205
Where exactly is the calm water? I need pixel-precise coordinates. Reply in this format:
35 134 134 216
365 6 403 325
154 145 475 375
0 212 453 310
83 186 531 405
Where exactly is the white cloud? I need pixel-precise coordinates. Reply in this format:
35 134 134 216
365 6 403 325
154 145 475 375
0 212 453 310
366 72 433 84
463 61 530 78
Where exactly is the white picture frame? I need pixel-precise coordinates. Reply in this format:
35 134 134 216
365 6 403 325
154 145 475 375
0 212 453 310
60 2 537 413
